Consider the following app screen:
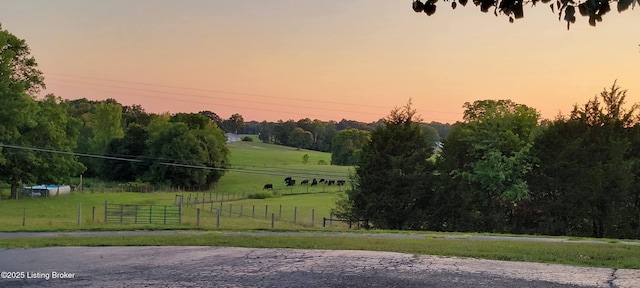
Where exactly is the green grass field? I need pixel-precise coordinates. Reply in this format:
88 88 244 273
221 139 352 194
0 139 350 231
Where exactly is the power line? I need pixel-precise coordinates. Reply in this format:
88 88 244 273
48 82 461 123
0 144 348 179
44 72 463 122
47 80 387 117
48 72 459 114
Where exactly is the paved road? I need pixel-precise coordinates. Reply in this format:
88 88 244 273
1 246 638 288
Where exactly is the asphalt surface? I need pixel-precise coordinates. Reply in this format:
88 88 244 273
2 246 639 288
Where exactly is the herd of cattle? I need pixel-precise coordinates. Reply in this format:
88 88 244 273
263 177 346 190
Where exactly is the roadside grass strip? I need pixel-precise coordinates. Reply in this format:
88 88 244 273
1 233 639 269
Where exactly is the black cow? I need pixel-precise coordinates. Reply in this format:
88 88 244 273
286 179 296 186
300 179 309 185
327 180 335 185
319 178 325 183
337 180 346 186
284 176 292 183
263 184 273 190
311 178 318 186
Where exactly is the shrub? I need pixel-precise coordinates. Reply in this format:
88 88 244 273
123 181 154 193
248 192 273 199
318 160 328 165
241 136 253 142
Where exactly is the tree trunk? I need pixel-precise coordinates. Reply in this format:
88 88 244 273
10 181 20 200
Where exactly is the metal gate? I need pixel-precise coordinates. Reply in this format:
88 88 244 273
104 202 181 225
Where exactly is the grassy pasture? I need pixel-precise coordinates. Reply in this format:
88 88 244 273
221 140 352 195
0 139 352 231
0 190 345 231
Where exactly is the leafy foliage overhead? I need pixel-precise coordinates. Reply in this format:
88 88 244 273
412 0 636 29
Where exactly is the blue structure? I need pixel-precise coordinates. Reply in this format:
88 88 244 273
22 185 71 197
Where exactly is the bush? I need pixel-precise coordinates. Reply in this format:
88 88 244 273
121 181 155 193
242 136 253 142
248 192 273 199
317 160 328 165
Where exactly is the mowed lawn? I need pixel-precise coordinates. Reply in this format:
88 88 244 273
0 138 353 231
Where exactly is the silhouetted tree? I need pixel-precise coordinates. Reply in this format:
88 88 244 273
411 0 632 29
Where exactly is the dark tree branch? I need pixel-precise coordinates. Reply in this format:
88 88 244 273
412 0 636 30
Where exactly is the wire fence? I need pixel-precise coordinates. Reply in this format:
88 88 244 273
1 196 359 230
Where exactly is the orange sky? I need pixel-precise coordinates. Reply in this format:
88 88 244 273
1 1 638 123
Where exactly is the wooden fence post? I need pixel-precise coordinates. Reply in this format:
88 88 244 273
271 213 275 228
77 203 81 226
178 200 182 225
216 210 220 228
279 204 282 220
197 208 200 226
265 204 268 219
22 207 26 226
311 209 315 227
294 206 297 223
104 200 108 223
252 205 255 218
92 206 95 223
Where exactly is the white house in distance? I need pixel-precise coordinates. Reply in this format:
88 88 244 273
22 185 71 197
226 133 241 143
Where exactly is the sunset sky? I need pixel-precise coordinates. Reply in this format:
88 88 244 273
1 1 638 123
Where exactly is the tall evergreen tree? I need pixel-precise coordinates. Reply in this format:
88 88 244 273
335 101 435 230
529 82 640 238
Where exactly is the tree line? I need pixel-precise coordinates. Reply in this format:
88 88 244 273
336 84 640 239
67 99 230 191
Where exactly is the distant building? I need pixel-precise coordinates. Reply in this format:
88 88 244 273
226 133 241 143
22 185 71 197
